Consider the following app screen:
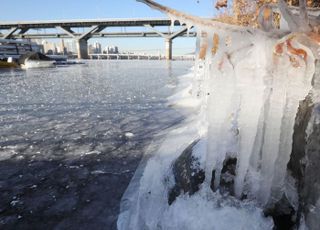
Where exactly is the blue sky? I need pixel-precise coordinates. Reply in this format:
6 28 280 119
0 0 217 55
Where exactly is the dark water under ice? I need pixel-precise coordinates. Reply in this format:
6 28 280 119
0 60 192 229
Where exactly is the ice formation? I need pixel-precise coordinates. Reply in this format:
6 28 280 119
118 0 320 229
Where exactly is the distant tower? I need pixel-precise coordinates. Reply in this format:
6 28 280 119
54 44 58 55
65 40 77 54
94 42 102 54
61 39 67 55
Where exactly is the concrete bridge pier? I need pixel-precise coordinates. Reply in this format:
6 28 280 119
165 38 172 60
76 39 89 59
144 24 190 60
57 25 104 59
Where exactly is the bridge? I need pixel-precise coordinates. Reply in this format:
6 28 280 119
0 18 196 60
88 53 195 61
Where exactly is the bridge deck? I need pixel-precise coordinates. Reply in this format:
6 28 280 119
0 18 180 29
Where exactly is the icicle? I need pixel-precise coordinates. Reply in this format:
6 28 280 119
212 33 219 55
199 31 208 60
256 35 315 206
234 37 268 198
299 0 310 30
170 17 175 33
186 25 193 37
256 64 288 205
278 0 300 31
192 30 203 99
205 33 240 190
269 38 315 203
277 0 311 32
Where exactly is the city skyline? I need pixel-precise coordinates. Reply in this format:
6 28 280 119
37 39 178 56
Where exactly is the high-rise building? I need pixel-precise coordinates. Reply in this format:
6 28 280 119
42 40 57 55
65 40 77 54
88 42 102 54
94 42 102 54
31 39 44 53
88 44 95 54
60 39 67 55
104 46 119 54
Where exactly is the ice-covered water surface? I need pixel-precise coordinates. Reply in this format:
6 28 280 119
0 60 192 229
0 61 192 160
118 1 319 230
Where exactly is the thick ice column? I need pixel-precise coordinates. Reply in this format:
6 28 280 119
76 39 89 59
165 38 173 60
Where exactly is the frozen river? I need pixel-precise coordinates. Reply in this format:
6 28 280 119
0 60 192 229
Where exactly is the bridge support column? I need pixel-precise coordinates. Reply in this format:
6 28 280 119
165 38 172 60
144 24 191 61
76 39 88 59
3 27 19 39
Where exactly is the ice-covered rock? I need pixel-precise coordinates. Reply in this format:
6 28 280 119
118 1 320 230
217 157 237 196
286 60 320 230
168 139 205 205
